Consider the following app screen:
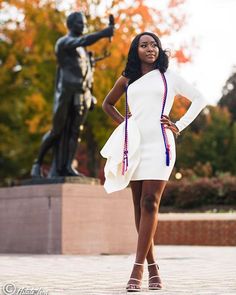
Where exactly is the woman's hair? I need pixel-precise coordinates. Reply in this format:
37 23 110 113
122 32 169 85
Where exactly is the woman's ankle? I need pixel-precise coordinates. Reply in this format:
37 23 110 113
130 263 144 280
147 260 155 265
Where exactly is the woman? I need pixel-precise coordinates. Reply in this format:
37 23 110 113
101 32 207 292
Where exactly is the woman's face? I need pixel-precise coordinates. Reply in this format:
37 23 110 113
138 34 159 64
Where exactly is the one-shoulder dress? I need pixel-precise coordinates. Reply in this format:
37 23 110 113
101 69 207 193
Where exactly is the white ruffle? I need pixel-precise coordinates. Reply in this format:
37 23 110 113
100 117 141 193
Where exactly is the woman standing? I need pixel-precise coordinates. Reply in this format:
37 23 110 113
101 32 207 292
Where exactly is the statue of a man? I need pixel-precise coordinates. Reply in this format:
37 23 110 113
31 12 114 177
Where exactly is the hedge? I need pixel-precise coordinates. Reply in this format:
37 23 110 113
162 175 236 209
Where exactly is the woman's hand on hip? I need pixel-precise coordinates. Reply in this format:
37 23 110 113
160 115 180 137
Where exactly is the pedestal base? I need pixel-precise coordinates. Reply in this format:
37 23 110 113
0 183 136 254
21 176 100 186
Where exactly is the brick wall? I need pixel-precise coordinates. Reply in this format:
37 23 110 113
155 214 236 246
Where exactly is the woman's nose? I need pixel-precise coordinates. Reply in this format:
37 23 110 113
147 45 154 52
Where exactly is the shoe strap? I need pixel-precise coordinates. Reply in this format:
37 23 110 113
129 277 142 282
148 262 159 269
127 284 141 289
134 262 144 266
149 275 160 280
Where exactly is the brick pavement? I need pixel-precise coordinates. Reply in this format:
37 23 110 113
0 246 236 295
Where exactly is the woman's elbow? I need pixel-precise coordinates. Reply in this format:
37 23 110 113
102 99 111 114
102 92 117 114
102 100 107 112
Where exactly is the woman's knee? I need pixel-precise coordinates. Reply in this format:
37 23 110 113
141 193 160 213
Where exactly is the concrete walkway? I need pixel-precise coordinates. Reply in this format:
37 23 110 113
0 246 236 295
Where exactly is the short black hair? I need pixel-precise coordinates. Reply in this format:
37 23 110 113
122 32 169 85
66 12 84 30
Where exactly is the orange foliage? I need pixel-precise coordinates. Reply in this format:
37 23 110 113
174 48 191 63
170 95 191 121
24 93 50 133
168 0 185 8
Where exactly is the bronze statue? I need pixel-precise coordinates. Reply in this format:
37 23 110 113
31 12 114 177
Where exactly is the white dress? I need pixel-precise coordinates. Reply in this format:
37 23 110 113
101 69 207 193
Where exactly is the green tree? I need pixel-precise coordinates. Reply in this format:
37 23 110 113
175 105 236 177
218 66 236 121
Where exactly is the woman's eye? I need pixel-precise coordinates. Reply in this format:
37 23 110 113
140 44 158 48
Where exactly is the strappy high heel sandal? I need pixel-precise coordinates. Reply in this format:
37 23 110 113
148 262 163 290
126 262 144 292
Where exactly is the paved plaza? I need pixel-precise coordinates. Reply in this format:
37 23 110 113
0 245 236 295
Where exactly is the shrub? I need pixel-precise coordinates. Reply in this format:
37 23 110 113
218 175 236 205
162 181 182 206
162 176 236 209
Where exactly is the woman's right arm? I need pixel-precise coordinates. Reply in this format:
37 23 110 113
102 75 129 124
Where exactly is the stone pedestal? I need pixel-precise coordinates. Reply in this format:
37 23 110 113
0 181 136 254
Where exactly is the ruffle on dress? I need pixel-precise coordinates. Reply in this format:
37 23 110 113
100 117 141 193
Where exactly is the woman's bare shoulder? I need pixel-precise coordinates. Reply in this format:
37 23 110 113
115 75 129 89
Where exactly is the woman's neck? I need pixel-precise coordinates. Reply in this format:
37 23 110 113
141 64 156 75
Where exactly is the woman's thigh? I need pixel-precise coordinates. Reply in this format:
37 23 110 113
130 180 143 207
141 180 167 203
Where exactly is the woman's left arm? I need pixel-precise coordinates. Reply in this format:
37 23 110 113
171 71 208 133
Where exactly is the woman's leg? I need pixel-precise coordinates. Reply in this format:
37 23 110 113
130 181 157 264
130 181 142 231
128 181 144 289
128 180 167 286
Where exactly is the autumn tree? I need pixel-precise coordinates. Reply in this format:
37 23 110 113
0 0 191 183
0 0 65 183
